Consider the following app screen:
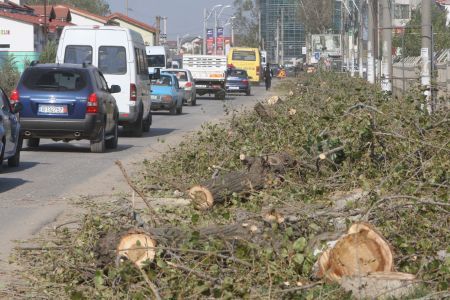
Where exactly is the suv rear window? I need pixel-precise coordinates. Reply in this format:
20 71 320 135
228 70 248 78
232 51 256 61
22 68 88 91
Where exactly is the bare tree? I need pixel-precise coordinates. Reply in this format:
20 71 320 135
298 0 334 34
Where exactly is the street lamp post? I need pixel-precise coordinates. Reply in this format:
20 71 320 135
215 5 231 55
203 5 222 55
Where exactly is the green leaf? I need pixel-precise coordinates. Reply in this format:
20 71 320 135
94 270 104 288
293 253 305 265
293 237 307 252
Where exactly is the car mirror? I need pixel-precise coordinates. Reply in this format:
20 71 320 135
11 102 23 114
109 85 121 94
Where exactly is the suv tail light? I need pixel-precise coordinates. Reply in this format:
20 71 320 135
130 84 137 101
242 79 249 85
10 89 19 102
86 93 98 113
256 66 260 76
185 82 193 88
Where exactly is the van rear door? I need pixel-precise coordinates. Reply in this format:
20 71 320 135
95 29 131 116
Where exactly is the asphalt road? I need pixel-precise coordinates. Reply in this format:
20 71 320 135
0 86 271 275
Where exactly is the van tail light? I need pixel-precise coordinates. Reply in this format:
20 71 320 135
256 66 260 76
10 89 19 103
130 84 137 101
86 93 98 113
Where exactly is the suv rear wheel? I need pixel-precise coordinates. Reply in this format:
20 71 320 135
27 138 40 148
105 121 118 149
90 127 106 153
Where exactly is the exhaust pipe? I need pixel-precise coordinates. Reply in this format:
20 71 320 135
24 131 31 136
74 132 81 137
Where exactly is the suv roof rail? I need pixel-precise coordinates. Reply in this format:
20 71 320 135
30 60 39 66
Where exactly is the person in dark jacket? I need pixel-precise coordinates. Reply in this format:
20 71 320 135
264 63 273 91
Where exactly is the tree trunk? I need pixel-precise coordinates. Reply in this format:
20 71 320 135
254 102 277 120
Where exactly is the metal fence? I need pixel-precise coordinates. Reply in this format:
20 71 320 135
393 49 450 108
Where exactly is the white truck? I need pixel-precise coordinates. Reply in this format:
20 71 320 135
182 55 227 100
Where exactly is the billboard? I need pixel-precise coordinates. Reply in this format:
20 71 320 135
216 27 224 55
206 28 214 55
311 34 342 57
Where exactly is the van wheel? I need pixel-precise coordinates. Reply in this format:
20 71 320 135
7 137 22 167
143 112 151 132
27 138 40 148
90 127 106 153
105 122 118 149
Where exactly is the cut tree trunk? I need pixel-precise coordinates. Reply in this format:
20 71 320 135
116 229 157 268
254 102 277 120
189 158 266 210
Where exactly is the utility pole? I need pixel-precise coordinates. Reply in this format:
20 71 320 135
367 0 376 84
203 8 207 55
421 0 433 111
276 17 280 64
214 9 218 55
258 9 262 49
280 8 284 65
156 16 161 46
126 0 128 17
380 0 392 93
231 20 235 46
162 17 167 45
43 0 48 47
358 0 364 78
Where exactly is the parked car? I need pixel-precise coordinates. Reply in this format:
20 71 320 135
162 69 196 106
225 69 251 96
150 73 183 115
12 63 120 153
56 25 152 136
0 87 23 167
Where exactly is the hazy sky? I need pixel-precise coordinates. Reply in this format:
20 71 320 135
106 0 235 40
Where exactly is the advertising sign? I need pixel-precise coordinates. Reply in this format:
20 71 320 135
216 27 224 55
206 28 214 55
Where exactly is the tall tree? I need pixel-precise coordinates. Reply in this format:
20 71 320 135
298 0 334 34
393 3 450 57
24 0 110 16
233 0 259 48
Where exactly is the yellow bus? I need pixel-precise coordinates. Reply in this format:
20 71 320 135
227 47 261 83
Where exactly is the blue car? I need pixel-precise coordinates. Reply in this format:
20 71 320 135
13 63 120 153
225 69 251 96
150 73 183 115
0 87 23 168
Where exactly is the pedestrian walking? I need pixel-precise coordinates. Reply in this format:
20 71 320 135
264 63 272 91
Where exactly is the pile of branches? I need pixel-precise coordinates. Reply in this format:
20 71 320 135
9 73 449 299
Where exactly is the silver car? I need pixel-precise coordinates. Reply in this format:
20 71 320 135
162 69 197 106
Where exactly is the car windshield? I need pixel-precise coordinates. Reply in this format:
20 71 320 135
147 55 165 68
228 70 248 78
22 68 87 91
163 71 188 82
151 75 172 86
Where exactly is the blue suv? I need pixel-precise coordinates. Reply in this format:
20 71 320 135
0 87 23 168
12 63 120 153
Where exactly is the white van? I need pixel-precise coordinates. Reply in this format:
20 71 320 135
145 46 167 75
56 25 151 136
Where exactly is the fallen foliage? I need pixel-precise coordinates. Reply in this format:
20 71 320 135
7 73 449 299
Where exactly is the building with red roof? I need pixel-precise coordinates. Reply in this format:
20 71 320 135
107 13 158 46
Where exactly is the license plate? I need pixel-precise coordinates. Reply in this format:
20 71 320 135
151 95 159 100
38 104 67 114
229 86 240 90
196 85 207 88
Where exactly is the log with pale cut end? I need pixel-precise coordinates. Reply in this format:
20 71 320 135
116 231 157 268
189 159 267 210
254 102 277 120
317 222 393 283
341 272 417 300
267 95 283 105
